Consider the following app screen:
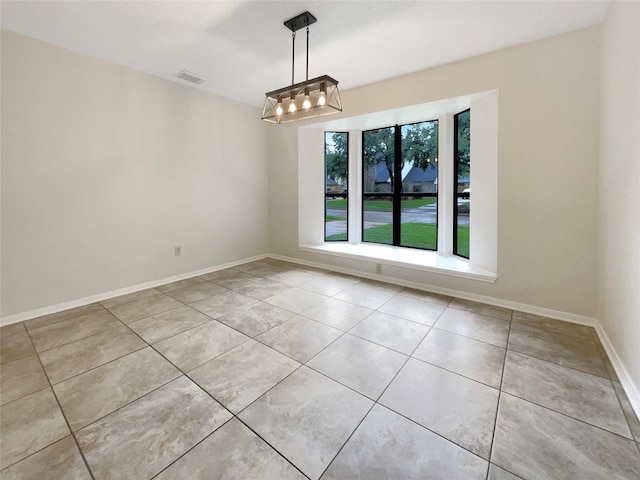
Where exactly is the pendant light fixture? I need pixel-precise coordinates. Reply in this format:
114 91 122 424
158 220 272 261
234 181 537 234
262 11 342 124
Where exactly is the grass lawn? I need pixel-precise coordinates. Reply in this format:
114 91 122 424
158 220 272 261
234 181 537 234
325 215 347 221
326 223 469 257
326 198 437 211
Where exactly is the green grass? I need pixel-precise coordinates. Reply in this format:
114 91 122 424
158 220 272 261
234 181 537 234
326 223 470 257
325 215 347 221
326 198 437 211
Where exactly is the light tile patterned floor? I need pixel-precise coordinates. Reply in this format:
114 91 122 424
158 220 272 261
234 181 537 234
1 257 639 479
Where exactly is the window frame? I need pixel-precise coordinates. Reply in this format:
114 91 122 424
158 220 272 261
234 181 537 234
361 120 439 251
453 109 470 259
324 131 349 242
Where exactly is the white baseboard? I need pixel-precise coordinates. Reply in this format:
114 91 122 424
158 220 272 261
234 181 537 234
2 251 638 424
0 254 268 326
272 252 640 421
593 322 640 420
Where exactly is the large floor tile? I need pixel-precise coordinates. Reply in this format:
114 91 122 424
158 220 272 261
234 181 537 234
398 287 452 306
0 322 26 338
54 347 180 431
307 334 406 400
154 418 305 480
299 275 355 296
0 388 69 469
435 308 510 347
267 269 324 287
163 282 228 303
0 436 91 480
127 306 212 344
334 284 396 309
322 404 487 480
378 295 446 326
502 351 631 437
380 358 499 459
359 279 404 294
239 367 373 480
301 298 373 331
448 298 512 321
155 276 206 293
1 329 35 364
39 324 146 384
100 288 161 308
76 376 231 480
349 310 430 355
106 293 182 324
508 323 607 377
217 301 296 337
256 316 342 363
413 328 506 388
25 303 106 331
613 380 640 442
206 269 262 289
511 311 594 340
264 288 328 314
0 355 48 405
28 310 122 353
154 320 249 371
488 464 523 480
189 290 258 318
233 277 295 300
189 340 299 413
492 393 640 480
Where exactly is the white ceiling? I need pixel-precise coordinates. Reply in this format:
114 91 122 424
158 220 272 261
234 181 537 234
1 1 610 107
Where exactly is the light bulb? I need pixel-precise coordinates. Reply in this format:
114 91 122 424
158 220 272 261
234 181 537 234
318 92 326 106
303 96 311 110
275 104 283 116
288 101 297 113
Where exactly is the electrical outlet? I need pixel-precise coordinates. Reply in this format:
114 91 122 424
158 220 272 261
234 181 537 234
174 246 182 256
376 263 382 274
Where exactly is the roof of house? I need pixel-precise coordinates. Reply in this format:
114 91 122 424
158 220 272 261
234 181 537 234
403 165 438 182
326 177 340 186
375 162 393 183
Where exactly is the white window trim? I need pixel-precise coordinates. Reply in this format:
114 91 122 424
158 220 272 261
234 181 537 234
299 90 498 282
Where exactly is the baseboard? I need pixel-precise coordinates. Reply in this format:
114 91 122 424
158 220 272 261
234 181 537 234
3 251 638 423
0 254 268 327
594 322 640 419
272 252 640 420
270 253 599 327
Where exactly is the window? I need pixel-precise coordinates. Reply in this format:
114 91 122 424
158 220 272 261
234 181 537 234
361 120 439 251
298 89 498 281
324 132 348 241
454 109 470 258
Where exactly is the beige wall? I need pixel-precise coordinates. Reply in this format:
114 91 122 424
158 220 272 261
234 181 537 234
1 30 269 317
269 26 602 318
598 1 640 402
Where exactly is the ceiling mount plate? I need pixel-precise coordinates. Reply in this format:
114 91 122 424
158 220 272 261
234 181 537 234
284 11 317 32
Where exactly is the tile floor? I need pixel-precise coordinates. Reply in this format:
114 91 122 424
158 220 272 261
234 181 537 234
1 257 639 480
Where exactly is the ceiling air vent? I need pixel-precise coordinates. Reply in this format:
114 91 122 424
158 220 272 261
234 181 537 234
175 70 205 84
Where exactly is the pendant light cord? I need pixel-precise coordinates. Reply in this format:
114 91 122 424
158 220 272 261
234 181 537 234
306 25 309 81
291 31 296 86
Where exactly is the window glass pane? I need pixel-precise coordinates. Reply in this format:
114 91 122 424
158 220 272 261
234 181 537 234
454 110 470 258
325 132 348 242
401 121 438 194
362 195 393 245
363 127 395 193
400 197 437 250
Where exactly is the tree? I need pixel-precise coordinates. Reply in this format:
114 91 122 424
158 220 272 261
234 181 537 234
403 121 438 170
455 110 470 176
363 127 395 183
325 132 348 182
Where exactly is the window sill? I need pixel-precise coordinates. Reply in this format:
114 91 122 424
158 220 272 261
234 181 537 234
300 243 497 283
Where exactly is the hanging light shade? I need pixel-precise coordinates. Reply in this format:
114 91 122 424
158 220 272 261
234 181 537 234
262 11 342 124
